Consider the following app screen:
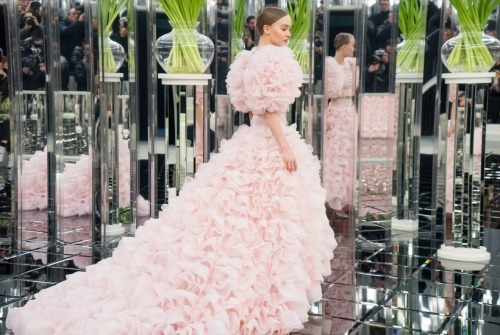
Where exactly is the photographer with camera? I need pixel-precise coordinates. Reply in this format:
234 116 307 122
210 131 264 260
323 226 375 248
365 48 390 93
20 13 44 41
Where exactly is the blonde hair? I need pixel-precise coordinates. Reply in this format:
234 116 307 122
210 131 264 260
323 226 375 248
256 7 287 35
333 33 354 50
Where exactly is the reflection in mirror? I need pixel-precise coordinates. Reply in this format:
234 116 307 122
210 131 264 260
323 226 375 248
0 2 9 253
438 2 499 262
391 0 428 231
319 1 359 331
443 75 492 250
355 0 396 230
322 3 357 220
10 0 53 285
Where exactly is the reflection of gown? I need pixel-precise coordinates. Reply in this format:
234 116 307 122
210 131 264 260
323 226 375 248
7 46 337 335
323 57 357 210
18 138 149 217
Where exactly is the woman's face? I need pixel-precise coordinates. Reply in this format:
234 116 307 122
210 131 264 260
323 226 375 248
263 15 292 47
342 37 356 57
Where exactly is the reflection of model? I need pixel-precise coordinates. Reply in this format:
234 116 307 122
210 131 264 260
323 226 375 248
323 33 357 214
7 8 336 335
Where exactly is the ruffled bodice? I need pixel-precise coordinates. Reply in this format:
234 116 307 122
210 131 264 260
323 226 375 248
324 57 356 103
226 45 303 115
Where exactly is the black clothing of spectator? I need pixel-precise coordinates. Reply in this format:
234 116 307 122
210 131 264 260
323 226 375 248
59 11 85 64
70 45 87 91
21 38 45 90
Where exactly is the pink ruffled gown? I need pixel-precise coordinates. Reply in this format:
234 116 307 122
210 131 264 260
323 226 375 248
7 45 337 335
322 57 357 210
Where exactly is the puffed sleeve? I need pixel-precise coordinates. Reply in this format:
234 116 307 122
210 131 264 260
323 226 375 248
245 45 303 114
226 50 252 112
324 56 356 100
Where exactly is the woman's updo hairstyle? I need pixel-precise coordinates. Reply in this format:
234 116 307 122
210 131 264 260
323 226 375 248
333 33 354 50
256 7 288 35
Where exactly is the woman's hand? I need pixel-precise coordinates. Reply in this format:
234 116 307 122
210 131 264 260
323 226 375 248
281 146 297 172
448 121 455 137
263 111 296 172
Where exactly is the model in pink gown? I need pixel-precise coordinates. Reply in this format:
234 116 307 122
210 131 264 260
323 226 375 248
323 56 357 211
7 45 337 335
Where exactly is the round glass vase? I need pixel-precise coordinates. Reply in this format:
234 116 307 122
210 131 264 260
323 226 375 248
155 21 215 74
231 36 244 60
102 37 126 73
396 35 425 73
441 27 500 73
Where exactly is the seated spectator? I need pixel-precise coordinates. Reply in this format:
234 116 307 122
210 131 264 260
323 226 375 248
20 37 45 90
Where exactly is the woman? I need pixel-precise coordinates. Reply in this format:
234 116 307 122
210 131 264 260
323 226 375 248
323 33 357 217
7 7 336 335
243 28 256 51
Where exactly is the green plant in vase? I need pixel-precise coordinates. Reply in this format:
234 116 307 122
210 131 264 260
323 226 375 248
443 0 500 72
100 0 127 73
155 0 214 74
286 0 311 74
231 0 245 61
396 0 427 73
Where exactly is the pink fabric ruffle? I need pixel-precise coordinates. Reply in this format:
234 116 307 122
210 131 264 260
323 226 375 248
20 137 149 217
7 116 337 335
359 95 396 139
20 149 48 211
227 46 303 114
58 155 91 217
226 50 252 112
324 57 356 100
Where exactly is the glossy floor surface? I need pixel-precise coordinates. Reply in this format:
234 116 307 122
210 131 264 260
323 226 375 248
1 151 499 335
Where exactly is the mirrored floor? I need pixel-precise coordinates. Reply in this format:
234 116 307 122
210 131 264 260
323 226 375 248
0 154 499 335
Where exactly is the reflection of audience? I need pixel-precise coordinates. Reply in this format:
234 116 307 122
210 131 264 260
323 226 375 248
245 15 257 44
371 270 386 288
313 32 323 92
59 8 85 68
59 7 86 90
0 50 9 160
20 14 44 41
488 60 500 123
111 17 129 80
70 41 90 91
243 28 255 51
365 48 390 93
21 37 45 90
215 0 229 43
367 0 391 53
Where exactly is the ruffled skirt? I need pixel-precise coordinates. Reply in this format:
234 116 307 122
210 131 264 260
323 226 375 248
323 98 356 210
7 120 337 335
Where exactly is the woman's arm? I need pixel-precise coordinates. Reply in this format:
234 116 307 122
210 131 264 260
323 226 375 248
263 111 296 172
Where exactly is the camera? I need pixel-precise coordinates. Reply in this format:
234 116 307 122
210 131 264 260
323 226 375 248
24 17 35 26
367 55 381 65
368 49 387 65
